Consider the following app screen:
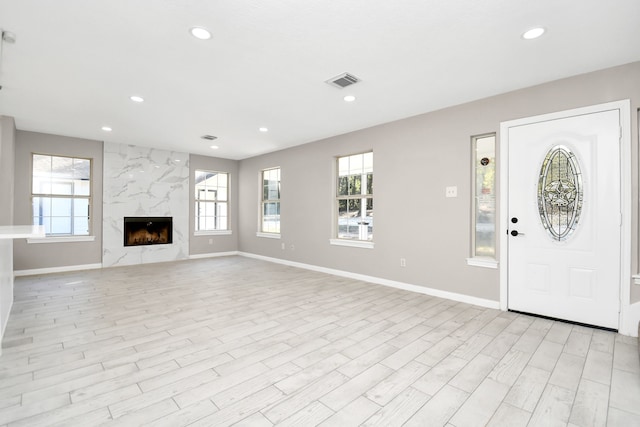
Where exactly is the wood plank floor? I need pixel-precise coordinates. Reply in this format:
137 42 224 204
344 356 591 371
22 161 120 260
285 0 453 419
1 256 639 426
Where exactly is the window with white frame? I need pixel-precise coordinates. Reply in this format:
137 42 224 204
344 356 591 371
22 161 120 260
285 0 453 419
32 154 91 236
471 134 496 258
261 167 281 234
195 170 229 231
336 152 373 241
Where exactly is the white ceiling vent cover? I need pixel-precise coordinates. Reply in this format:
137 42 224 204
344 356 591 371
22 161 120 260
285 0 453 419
326 72 360 89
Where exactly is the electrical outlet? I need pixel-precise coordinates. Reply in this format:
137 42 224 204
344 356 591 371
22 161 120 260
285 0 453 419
281 242 285 250
290 244 295 251
400 258 406 267
208 238 213 245
445 186 458 198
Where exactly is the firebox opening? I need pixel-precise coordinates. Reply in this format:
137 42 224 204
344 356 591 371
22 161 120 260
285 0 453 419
124 217 173 246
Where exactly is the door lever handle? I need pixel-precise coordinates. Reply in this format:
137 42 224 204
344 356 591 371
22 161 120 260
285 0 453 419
511 230 525 236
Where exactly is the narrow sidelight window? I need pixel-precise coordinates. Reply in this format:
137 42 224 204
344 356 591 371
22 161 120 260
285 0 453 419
472 134 496 258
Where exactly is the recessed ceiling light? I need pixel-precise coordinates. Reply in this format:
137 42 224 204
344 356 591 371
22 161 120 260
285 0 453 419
130 95 144 103
344 95 356 102
210 145 219 150
101 126 112 132
259 127 268 132
522 27 545 40
190 27 211 40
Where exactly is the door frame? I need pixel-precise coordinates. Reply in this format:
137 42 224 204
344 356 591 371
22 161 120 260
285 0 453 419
499 99 632 332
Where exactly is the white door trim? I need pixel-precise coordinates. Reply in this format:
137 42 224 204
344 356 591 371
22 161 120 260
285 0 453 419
499 99 632 333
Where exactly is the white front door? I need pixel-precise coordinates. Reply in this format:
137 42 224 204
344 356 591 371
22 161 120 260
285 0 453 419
506 108 622 329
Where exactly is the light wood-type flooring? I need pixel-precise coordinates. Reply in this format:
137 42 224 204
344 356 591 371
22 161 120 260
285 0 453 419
1 256 639 426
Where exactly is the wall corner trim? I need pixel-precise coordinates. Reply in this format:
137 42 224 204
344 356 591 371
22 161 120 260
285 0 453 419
238 252 500 310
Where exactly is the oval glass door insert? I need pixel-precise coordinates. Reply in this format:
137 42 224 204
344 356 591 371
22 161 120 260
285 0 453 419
537 145 583 241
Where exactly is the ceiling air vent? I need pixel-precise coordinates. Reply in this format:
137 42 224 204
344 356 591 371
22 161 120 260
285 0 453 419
326 72 360 89
201 135 217 141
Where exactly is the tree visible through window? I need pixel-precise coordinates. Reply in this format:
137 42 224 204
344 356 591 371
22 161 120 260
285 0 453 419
336 152 373 241
32 154 91 236
261 168 280 234
195 170 228 231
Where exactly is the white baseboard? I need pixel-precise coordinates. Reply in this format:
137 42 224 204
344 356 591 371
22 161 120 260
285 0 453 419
188 251 239 260
14 263 103 277
238 252 500 310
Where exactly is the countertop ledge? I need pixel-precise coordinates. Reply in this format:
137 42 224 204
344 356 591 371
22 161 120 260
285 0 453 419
0 225 46 239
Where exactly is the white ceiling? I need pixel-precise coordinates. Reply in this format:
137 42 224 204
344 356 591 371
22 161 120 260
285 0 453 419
0 1 639 160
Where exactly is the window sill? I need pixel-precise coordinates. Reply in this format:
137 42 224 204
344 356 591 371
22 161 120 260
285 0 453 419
256 232 281 239
329 239 374 249
194 230 232 236
466 257 498 269
27 235 96 244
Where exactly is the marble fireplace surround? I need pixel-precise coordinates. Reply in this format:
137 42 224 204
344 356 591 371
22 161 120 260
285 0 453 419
103 143 189 267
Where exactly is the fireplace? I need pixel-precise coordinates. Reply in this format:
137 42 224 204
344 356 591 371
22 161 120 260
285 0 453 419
124 217 173 246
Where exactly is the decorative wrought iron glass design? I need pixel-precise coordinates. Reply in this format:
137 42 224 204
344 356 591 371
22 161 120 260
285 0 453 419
537 145 583 241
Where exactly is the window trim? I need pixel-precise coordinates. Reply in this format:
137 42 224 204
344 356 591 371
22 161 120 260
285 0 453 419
194 169 230 233
466 257 498 269
259 167 281 236
256 231 281 239
194 230 232 236
329 238 374 249
31 153 93 237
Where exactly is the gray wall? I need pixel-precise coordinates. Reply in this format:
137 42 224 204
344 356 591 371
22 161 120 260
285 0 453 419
189 154 239 255
0 117 15 226
238 61 640 304
13 131 103 270
7 62 640 304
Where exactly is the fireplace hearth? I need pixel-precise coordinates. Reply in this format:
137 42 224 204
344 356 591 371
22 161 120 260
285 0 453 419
124 217 173 246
